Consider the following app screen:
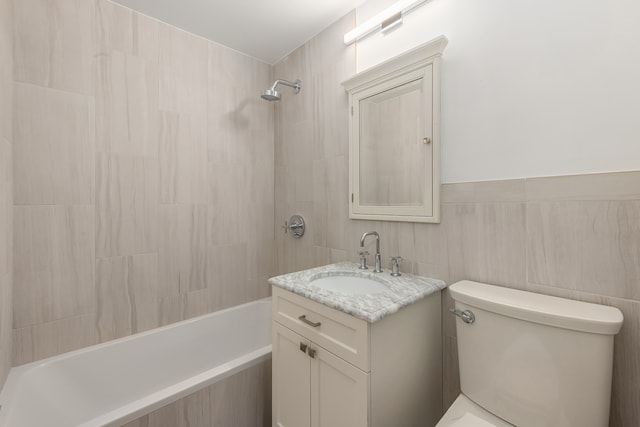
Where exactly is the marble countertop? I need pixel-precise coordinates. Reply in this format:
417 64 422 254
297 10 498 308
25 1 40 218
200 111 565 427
268 262 446 323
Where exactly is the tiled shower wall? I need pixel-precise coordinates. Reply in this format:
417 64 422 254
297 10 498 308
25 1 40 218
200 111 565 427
0 0 13 389
11 0 275 365
274 11 640 427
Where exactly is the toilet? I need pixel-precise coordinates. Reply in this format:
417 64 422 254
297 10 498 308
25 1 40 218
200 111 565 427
437 280 623 427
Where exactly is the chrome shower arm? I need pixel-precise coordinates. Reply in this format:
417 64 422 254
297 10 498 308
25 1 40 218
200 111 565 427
261 78 302 101
270 79 301 93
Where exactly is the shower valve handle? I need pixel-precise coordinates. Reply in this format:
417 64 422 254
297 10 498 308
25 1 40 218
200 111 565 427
282 215 305 238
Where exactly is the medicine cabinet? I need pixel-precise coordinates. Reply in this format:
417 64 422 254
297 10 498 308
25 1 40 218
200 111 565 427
342 36 447 223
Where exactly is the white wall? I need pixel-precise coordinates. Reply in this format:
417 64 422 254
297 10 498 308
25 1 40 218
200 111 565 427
356 0 640 183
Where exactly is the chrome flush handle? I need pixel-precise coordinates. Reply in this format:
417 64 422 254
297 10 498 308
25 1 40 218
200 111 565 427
449 308 475 324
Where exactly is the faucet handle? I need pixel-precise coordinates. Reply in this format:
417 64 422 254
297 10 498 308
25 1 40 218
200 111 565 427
390 256 402 277
358 250 369 270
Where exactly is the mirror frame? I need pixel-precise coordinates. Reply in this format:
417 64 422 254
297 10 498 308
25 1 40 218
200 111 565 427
342 36 447 223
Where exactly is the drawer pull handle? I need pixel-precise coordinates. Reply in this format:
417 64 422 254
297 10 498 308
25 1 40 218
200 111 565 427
298 315 321 328
308 348 316 359
299 342 308 353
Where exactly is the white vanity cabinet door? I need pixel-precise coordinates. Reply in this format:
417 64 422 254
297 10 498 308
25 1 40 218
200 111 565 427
273 321 369 427
273 322 311 427
311 345 369 427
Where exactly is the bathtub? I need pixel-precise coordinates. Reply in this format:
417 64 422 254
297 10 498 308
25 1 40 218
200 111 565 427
0 298 272 427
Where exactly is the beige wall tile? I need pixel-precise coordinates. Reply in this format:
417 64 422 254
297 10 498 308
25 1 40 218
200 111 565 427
0 0 11 143
311 156 349 250
146 398 185 427
243 204 276 284
527 200 640 300
443 202 527 288
442 179 526 204
0 140 11 276
96 153 158 257
157 204 179 297
12 313 97 366
122 419 149 427
158 294 184 326
207 243 249 310
273 44 312 126
207 83 246 164
96 0 158 61
208 40 271 91
158 204 208 296
183 288 215 321
13 205 94 328
210 363 261 427
159 111 208 204
158 24 207 116
413 222 450 281
0 271 11 385
207 41 273 168
308 12 355 79
526 170 640 201
183 386 212 427
13 0 94 95
207 162 251 244
311 68 350 161
96 52 158 157
96 254 159 342
124 361 271 427
14 83 95 205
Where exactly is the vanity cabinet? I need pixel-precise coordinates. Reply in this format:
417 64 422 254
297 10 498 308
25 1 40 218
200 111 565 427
272 286 442 427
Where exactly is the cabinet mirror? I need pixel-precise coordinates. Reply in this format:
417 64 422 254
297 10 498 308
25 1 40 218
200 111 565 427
342 36 447 223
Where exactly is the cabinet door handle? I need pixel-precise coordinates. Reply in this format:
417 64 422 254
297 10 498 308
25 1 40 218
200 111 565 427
307 348 316 359
298 314 321 328
299 342 308 353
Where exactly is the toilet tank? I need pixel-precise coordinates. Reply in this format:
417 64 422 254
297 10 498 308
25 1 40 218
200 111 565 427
449 281 623 427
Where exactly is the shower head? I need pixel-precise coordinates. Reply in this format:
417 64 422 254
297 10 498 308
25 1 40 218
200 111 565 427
261 79 302 101
261 88 281 101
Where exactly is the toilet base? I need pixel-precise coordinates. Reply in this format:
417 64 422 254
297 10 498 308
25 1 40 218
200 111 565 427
436 394 514 427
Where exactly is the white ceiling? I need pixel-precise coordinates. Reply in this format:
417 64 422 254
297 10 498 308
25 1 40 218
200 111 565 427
113 0 365 64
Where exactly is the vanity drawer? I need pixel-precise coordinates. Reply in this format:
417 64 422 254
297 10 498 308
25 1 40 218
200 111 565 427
272 287 370 371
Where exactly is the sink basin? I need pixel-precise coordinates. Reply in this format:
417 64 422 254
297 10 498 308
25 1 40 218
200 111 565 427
310 274 388 295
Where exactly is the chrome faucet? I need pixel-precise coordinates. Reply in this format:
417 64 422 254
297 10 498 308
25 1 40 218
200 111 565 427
360 231 382 273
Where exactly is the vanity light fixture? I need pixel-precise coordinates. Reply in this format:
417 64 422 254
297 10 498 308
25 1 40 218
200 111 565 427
343 0 428 45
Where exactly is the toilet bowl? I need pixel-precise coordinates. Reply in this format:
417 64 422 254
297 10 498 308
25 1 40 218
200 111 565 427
437 280 623 427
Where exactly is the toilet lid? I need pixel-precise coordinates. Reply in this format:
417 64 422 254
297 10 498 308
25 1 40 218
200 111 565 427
436 395 514 427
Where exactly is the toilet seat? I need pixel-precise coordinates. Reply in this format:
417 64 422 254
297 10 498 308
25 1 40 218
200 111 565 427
436 395 514 427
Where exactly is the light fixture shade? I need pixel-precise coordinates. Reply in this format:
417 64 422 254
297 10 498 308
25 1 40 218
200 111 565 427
343 0 428 45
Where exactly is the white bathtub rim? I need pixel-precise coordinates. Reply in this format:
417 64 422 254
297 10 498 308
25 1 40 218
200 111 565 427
81 346 271 427
6 297 271 376
0 297 272 426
